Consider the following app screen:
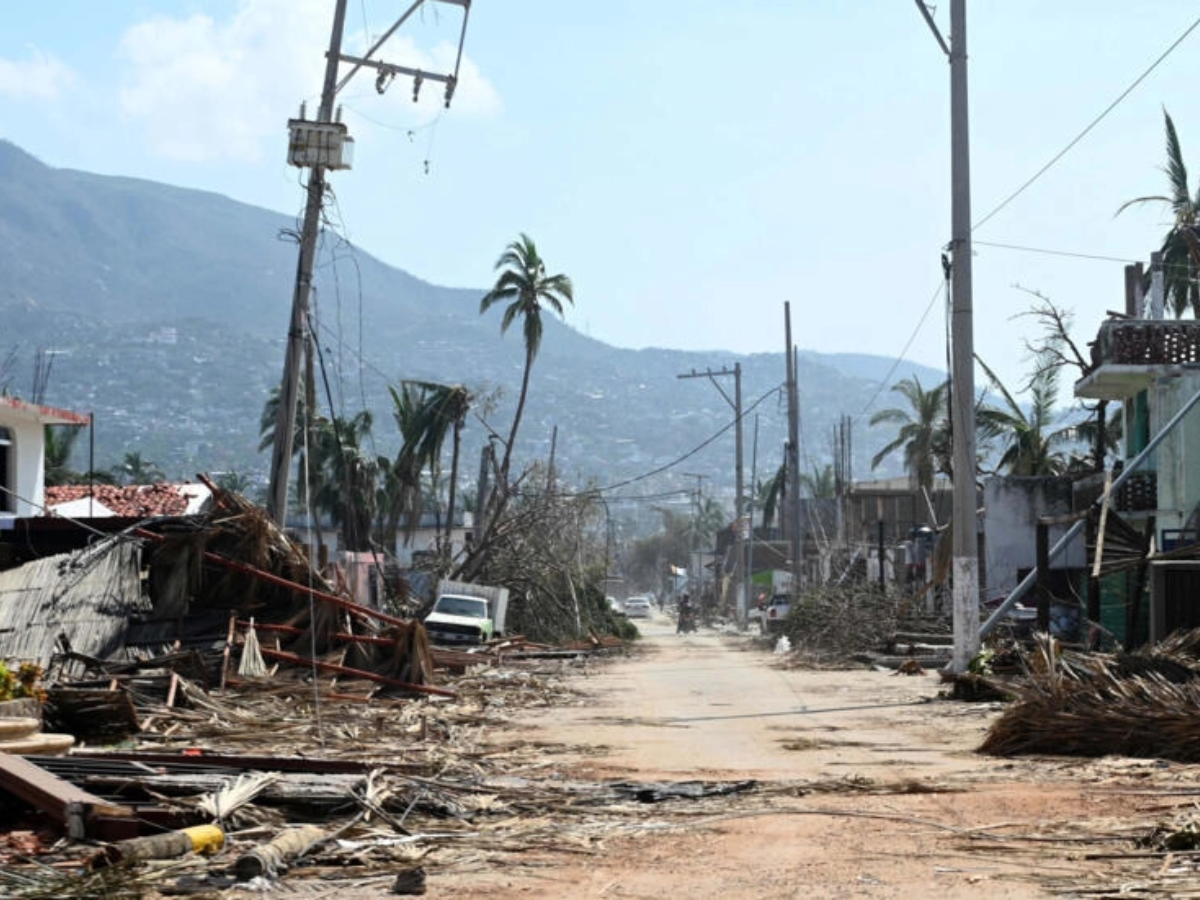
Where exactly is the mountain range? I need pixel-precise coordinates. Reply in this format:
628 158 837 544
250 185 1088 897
0 139 942 517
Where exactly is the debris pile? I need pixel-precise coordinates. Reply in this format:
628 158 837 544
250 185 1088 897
980 630 1200 761
775 585 941 665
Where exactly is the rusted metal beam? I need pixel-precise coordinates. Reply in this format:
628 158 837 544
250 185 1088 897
256 646 455 698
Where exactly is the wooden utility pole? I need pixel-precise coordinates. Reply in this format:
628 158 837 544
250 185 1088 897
265 0 471 525
266 0 349 525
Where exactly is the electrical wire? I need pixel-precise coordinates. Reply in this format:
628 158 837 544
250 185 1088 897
855 279 946 419
588 384 784 495
973 11 1200 232
974 240 1139 265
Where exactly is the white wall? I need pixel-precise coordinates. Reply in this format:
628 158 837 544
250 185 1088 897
1151 369 1200 534
0 414 46 519
983 477 1085 598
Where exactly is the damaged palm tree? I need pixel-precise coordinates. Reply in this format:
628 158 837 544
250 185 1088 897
460 472 623 643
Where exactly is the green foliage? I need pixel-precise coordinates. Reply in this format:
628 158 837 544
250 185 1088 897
977 357 1074 477
0 660 46 703
869 375 949 493
1117 109 1200 318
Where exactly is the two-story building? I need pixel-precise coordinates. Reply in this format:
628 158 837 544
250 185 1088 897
1075 316 1200 643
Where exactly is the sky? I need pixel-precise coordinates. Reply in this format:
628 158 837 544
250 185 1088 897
3 1 1200 409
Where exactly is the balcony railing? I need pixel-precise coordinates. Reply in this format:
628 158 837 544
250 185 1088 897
1091 319 1200 369
1116 471 1157 514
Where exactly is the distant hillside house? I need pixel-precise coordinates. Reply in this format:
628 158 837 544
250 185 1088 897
0 396 90 519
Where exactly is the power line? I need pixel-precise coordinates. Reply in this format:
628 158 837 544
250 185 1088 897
974 239 1139 265
973 11 1200 232
856 279 946 419
590 385 783 495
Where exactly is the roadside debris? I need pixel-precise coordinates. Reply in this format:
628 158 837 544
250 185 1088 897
980 630 1200 761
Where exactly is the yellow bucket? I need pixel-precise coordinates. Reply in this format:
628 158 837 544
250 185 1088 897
182 824 226 855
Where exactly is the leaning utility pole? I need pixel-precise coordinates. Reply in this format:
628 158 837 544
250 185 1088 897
266 0 471 525
678 365 746 625
916 0 979 670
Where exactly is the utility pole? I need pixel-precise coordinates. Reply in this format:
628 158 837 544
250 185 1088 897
916 0 979 670
678 365 746 625
266 0 471 525
784 303 802 593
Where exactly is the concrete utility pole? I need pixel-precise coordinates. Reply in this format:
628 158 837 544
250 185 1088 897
784 303 802 592
678 365 746 625
916 0 979 670
266 0 471 525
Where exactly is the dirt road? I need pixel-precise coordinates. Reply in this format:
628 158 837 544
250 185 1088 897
438 612 1188 899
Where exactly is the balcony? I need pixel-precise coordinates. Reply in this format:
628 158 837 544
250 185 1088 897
1075 319 1200 400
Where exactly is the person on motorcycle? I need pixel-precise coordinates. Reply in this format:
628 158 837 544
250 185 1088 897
676 593 694 634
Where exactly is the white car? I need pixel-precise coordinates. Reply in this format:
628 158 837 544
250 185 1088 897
623 596 652 618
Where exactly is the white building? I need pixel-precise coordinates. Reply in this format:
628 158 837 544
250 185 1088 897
0 396 90 521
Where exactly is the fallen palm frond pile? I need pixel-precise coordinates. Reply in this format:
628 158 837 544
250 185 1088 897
980 631 1200 761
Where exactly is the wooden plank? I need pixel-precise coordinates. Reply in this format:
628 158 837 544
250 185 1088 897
0 753 133 835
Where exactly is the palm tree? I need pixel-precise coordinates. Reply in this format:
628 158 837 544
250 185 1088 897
756 463 786 530
799 463 836 499
384 381 472 554
214 471 254 494
976 359 1073 477
112 451 165 485
479 233 574 491
413 382 472 549
1118 108 1200 317
869 375 949 496
43 424 84 486
309 411 377 552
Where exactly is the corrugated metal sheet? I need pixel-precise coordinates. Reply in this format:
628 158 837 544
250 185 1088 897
0 537 148 665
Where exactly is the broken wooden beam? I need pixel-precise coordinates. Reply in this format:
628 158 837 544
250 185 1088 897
0 753 135 840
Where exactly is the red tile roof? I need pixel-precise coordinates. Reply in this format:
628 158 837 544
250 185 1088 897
0 395 90 425
44 484 204 518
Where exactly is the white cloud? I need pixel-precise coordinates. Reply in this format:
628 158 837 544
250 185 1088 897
0 48 75 101
118 0 500 163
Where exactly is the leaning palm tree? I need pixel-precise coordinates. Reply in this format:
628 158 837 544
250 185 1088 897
976 358 1073 477
869 375 949 497
479 233 574 491
1118 108 1200 317
756 463 786 530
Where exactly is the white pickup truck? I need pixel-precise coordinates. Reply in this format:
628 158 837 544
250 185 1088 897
761 593 792 634
423 580 510 646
